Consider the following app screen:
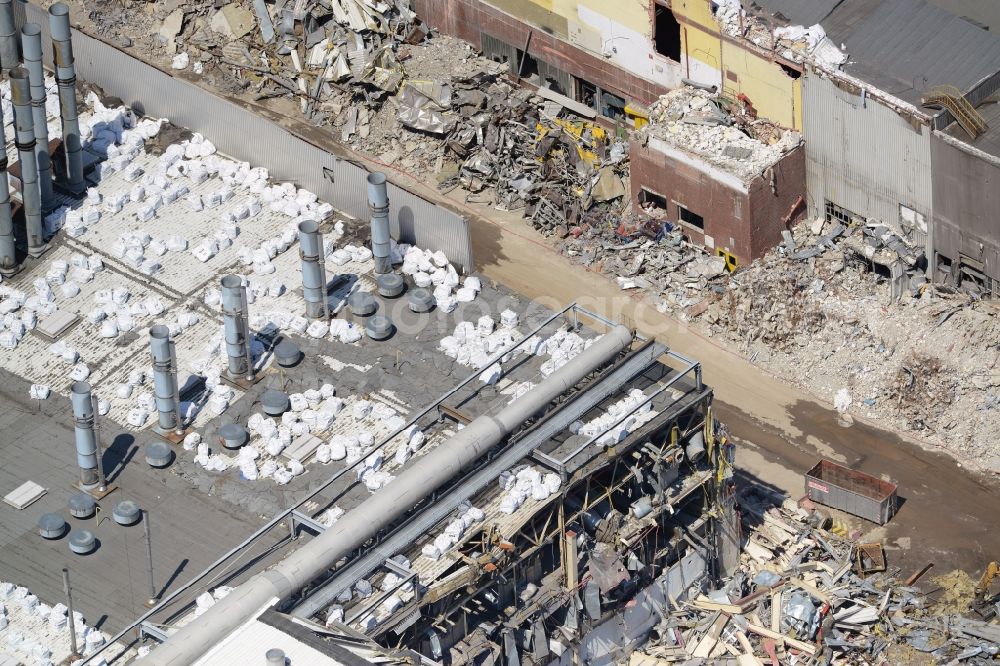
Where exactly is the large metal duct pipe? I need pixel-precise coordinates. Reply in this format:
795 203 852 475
297 220 328 320
11 68 45 258
49 3 85 194
221 275 254 382
71 381 99 488
0 98 16 276
0 0 18 71
142 326 633 665
367 172 391 275
149 325 183 436
21 23 54 210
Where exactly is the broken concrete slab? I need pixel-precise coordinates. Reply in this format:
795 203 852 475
157 9 185 50
210 3 256 41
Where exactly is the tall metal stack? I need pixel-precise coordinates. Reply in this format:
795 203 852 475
149 325 184 437
221 275 254 382
297 220 328 320
0 0 18 72
367 172 392 275
49 2 85 194
10 67 45 258
71 381 99 489
20 23 54 210
0 96 15 276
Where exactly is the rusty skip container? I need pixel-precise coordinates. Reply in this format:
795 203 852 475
805 459 898 525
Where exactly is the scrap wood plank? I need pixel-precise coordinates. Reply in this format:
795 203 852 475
770 589 782 632
690 597 742 614
744 621 818 656
692 613 729 658
789 577 832 606
3 481 46 509
762 639 779 666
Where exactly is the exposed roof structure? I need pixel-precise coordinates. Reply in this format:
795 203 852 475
746 0 845 28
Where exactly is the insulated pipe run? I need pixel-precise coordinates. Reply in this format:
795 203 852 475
0 98 15 276
141 325 633 666
0 0 17 71
10 68 45 258
367 172 392 275
71 381 99 488
149 325 183 435
49 3 85 193
221 275 253 381
297 220 328 320
21 23 54 210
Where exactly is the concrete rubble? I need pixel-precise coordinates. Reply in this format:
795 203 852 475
632 488 1000 664
65 0 631 227
639 86 803 183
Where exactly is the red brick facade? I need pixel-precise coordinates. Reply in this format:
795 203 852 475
629 139 806 264
412 0 669 106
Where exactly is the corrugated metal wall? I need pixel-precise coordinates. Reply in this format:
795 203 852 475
931 134 1000 280
802 71 933 252
18 3 474 271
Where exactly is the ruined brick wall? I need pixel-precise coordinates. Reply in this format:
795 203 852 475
629 139 806 264
412 0 669 105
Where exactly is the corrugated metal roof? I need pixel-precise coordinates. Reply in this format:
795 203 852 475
836 0 1000 104
746 0 845 27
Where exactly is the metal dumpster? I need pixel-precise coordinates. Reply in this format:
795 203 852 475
804 460 898 525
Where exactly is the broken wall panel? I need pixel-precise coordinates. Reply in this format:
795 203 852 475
15 4 475 272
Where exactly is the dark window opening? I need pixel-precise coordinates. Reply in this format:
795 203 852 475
824 200 862 226
639 188 668 212
601 90 627 120
677 203 704 230
726 69 739 83
654 6 682 62
778 62 802 79
576 78 598 110
516 50 538 81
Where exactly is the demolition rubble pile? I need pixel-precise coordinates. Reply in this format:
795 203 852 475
696 219 1000 470
712 0 849 69
634 490 1000 664
81 0 630 224
638 86 803 183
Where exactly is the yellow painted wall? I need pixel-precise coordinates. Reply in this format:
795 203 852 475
682 20 721 74
719 39 802 129
546 0 651 36
672 0 717 27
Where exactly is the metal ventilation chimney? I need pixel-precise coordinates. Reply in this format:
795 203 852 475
0 0 18 72
221 275 254 382
149 325 184 437
297 220 328 319
21 23 54 211
11 68 46 258
266 649 286 666
49 3 85 194
367 172 392 275
71 381 99 488
0 98 16 276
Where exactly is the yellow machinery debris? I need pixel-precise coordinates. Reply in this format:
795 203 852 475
973 560 1000 619
535 117 607 167
625 103 650 129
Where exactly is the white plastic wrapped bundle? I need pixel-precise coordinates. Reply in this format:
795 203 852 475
455 287 477 302
421 544 441 560
288 459 305 476
499 493 523 514
314 410 335 431
351 246 373 263
289 393 307 412
98 319 119 338
306 320 328 338
329 249 351 266
478 363 502 384
70 363 90 381
413 271 432 288
29 384 50 400
316 444 332 463
320 383 336 399
431 250 449 267
182 432 201 451
433 534 454 551
126 409 148 427
328 436 347 460
321 506 345 527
